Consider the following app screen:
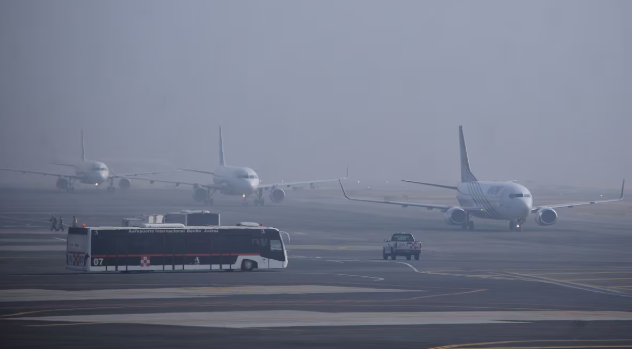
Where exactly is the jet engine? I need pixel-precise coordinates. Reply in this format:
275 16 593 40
56 178 69 190
444 207 467 225
193 187 209 202
193 183 202 190
534 207 557 226
118 178 131 189
269 187 285 203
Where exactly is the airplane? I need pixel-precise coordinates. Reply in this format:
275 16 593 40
133 126 347 206
0 130 169 192
339 126 625 231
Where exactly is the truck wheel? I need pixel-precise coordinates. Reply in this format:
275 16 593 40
390 253 396 260
406 255 411 260
414 253 420 260
382 251 388 260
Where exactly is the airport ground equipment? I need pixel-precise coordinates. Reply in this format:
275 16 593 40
164 210 220 226
383 233 421 260
66 226 287 272
122 214 164 227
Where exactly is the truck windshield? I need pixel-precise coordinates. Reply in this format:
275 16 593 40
392 235 414 242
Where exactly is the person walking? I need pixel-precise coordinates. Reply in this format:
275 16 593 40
72 216 78 228
49 215 57 231
57 216 64 232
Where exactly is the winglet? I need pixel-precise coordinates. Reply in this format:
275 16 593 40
619 179 625 200
339 179 352 200
219 125 226 166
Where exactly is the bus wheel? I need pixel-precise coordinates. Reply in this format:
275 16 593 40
241 259 255 271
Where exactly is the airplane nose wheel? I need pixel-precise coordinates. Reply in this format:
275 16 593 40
509 220 523 232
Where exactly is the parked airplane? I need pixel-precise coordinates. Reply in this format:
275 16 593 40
339 126 624 231
134 126 346 206
0 130 169 192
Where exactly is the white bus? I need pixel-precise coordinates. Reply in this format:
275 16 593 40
66 226 287 272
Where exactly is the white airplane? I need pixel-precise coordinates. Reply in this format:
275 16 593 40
340 126 625 231
135 126 347 206
0 130 169 192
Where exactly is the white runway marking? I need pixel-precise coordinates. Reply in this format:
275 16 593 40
10 310 631 328
0 285 416 303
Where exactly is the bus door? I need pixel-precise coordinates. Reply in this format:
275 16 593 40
165 234 186 271
211 235 231 270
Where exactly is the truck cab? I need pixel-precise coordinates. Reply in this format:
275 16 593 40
383 233 422 260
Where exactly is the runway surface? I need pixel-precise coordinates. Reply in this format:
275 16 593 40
0 186 630 348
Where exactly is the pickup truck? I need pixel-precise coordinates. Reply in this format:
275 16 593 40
383 233 421 260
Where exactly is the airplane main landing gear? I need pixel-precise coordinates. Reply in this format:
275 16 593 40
254 189 265 206
461 214 475 231
204 189 217 206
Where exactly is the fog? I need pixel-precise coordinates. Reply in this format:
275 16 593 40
0 1 630 187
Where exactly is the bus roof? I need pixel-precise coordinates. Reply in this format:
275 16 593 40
76 225 276 230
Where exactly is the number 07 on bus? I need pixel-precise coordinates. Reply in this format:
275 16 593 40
66 226 288 272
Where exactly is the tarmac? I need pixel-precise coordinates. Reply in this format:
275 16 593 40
0 186 630 348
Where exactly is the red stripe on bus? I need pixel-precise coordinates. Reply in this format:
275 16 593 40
92 253 260 258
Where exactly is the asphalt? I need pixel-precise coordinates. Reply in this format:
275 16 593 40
0 186 630 349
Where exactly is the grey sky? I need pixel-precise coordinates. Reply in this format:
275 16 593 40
0 0 630 187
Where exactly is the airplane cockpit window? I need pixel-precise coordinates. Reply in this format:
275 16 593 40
509 194 525 198
237 174 249 179
248 175 257 179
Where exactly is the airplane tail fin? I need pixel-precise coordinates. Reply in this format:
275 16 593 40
81 129 86 162
219 125 226 166
459 126 477 182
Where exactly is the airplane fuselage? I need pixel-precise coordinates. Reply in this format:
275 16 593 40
456 181 532 221
212 165 260 196
74 160 110 186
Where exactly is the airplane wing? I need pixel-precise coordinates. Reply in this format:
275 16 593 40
0 168 80 179
127 177 223 189
259 166 348 189
531 179 626 212
401 180 458 190
110 170 176 178
339 180 453 211
179 168 215 176
50 163 77 168
259 178 344 189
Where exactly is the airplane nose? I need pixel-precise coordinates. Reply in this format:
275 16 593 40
518 199 531 218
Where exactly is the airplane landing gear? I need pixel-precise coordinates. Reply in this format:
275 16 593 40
254 189 265 206
461 213 475 230
204 189 217 206
509 219 524 232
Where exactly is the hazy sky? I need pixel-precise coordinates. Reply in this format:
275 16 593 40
0 0 630 187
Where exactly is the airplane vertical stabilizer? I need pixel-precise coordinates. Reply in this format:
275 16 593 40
459 126 477 183
219 125 226 166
